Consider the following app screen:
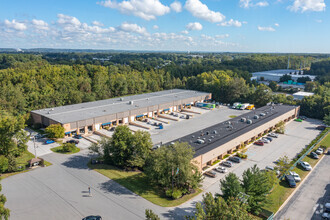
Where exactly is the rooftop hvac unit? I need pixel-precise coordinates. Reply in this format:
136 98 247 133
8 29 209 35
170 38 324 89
254 115 259 119
129 101 134 105
120 97 124 101
197 139 205 144
241 117 247 122
247 119 252 124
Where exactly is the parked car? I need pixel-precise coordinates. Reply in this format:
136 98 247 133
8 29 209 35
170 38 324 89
67 139 79 144
82 216 102 220
229 156 241 163
74 134 83 139
289 171 301 182
310 151 319 159
204 170 217 178
180 115 186 119
215 166 228 173
44 139 55 144
222 161 233 167
285 175 297 188
299 116 307 120
261 138 270 143
325 203 330 212
266 166 280 175
254 141 264 146
315 148 324 155
173 114 179 117
316 125 326 130
268 133 279 138
322 211 330 219
34 134 46 139
294 118 303 122
300 161 312 171
265 137 273 142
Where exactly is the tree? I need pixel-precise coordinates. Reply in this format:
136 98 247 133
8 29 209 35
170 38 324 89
62 143 76 152
0 156 8 173
268 81 278 91
275 155 291 175
323 114 330 126
275 121 285 134
242 165 271 215
0 183 10 220
127 131 153 168
44 124 65 139
0 115 28 157
144 142 202 192
145 209 160 220
187 193 255 220
279 74 292 82
304 81 316 92
220 172 243 201
252 84 272 107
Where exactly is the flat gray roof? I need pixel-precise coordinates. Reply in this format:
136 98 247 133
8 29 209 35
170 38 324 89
31 89 210 124
167 104 297 157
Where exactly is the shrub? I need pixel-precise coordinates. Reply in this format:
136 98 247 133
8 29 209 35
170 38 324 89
211 159 220 165
223 154 230 159
62 143 76 152
165 188 183 199
0 156 9 173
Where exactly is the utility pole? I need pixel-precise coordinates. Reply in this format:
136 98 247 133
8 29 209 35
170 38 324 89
33 136 37 158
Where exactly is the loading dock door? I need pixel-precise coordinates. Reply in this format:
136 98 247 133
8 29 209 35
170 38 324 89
95 124 100 131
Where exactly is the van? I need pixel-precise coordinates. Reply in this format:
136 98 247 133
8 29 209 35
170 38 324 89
229 156 241 163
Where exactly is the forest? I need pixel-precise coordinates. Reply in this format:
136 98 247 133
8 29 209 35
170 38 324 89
0 52 329 121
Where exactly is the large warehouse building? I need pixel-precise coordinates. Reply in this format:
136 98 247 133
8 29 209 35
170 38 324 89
31 89 211 136
167 104 300 171
251 69 316 82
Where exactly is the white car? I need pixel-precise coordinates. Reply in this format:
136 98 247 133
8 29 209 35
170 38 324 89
300 161 312 171
180 115 186 119
215 166 228 173
268 133 279 138
262 138 270 143
322 212 330 219
289 171 301 182
315 148 324 155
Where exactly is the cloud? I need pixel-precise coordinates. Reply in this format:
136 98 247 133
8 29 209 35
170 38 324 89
4 19 27 31
92 21 104 26
118 22 149 35
98 0 170 20
57 14 81 27
185 0 225 23
31 19 49 30
288 0 326 12
218 19 242 27
240 0 269 8
170 1 182 12
153 25 159 29
215 34 229 39
181 30 189 34
258 26 275 31
274 23 280 27
315 19 322 23
186 22 203 31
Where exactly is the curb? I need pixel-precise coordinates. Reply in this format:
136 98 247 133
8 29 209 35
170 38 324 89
274 153 326 218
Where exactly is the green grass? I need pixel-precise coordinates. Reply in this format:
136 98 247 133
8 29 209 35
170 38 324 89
229 115 237 118
1 151 52 179
263 132 330 213
51 146 80 154
88 163 202 207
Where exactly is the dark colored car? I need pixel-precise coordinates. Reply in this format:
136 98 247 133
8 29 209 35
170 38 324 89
67 139 79 144
316 125 326 130
44 139 55 144
310 151 319 159
82 216 102 220
254 141 264 146
74 134 83 139
265 137 273 142
285 175 296 188
204 170 216 178
229 156 241 163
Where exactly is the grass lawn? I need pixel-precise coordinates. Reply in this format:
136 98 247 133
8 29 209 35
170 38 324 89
229 115 237 118
88 163 202 207
1 151 52 179
263 131 330 213
51 146 80 154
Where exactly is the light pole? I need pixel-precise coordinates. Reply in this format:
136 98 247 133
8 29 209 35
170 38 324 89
33 135 37 158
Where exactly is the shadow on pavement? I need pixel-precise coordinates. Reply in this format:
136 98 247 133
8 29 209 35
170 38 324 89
311 183 330 220
98 179 135 196
161 203 198 220
61 154 91 169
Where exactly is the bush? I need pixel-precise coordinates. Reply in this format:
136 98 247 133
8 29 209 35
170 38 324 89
236 153 248 159
165 188 183 199
62 143 76 152
211 159 220 165
0 156 9 173
223 154 230 159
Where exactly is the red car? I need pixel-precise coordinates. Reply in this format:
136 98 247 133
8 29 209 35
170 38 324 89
254 141 264 146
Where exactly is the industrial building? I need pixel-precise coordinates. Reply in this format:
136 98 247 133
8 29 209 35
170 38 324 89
166 104 300 171
251 69 316 82
30 89 211 136
292 91 314 100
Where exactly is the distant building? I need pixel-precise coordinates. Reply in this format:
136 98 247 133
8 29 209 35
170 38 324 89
251 69 316 82
292 91 314 100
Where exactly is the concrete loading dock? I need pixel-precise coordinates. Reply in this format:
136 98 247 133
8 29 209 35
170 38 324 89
30 89 211 137
164 104 300 171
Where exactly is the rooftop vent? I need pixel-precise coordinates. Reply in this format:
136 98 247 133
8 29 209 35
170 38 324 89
254 115 259 119
120 97 124 101
241 117 247 122
47 111 50 114
247 119 253 124
129 101 134 105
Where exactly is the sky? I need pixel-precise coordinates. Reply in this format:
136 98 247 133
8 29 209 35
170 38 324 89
0 0 328 53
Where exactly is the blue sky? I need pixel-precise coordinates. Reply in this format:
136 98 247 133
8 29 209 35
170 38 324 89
0 0 328 52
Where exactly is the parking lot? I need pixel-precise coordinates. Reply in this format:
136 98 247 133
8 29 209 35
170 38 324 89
275 154 330 220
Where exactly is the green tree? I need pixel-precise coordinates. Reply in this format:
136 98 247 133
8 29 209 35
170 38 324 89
0 156 8 173
145 209 160 220
252 84 272 107
44 124 65 139
187 193 255 220
62 143 76 152
0 115 28 157
323 113 330 126
0 183 10 220
279 74 292 82
6 154 16 173
144 142 202 191
220 172 243 201
242 165 271 215
304 81 316 92
275 121 285 134
268 81 278 91
127 131 153 168
275 155 291 175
